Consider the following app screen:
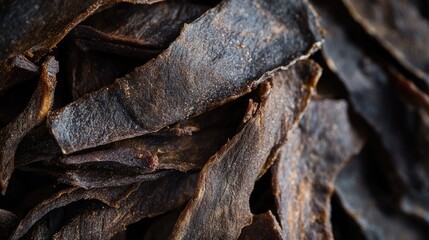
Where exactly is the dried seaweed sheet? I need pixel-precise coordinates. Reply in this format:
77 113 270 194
10 184 140 240
238 211 282 240
170 60 321 240
48 0 322 154
73 1 208 58
317 3 423 197
50 172 197 240
58 169 173 189
66 46 147 100
391 73 429 224
272 99 364 240
0 0 160 92
335 153 427 240
342 0 429 88
0 56 58 193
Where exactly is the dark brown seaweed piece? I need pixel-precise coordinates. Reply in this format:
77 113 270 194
170 60 321 240
10 184 140 240
238 211 282 240
0 56 58 194
335 154 427 240
72 1 209 58
52 172 197 240
342 0 429 87
14 128 62 167
390 72 429 224
58 168 173 189
272 99 364 240
0 0 160 92
0 209 18 239
66 46 147 100
317 3 422 197
48 0 322 154
15 93 246 177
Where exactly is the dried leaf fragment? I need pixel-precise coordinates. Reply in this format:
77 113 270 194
335 153 427 240
272 99 364 240
170 60 321 240
0 0 161 92
48 0 322 154
342 0 429 87
52 172 197 240
73 1 209 58
10 184 140 240
0 56 58 193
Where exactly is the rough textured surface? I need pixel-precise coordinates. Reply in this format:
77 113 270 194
0 56 58 194
10 184 140 240
238 211 282 240
317 2 423 198
0 0 160 92
51 172 197 240
335 153 427 240
342 0 429 88
66 47 147 100
272 99 364 240
73 1 208 58
170 60 321 240
48 0 322 154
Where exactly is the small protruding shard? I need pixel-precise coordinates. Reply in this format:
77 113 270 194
0 209 18 239
0 0 161 92
238 211 282 240
10 184 140 240
272 99 364 240
73 1 209 58
170 60 321 240
341 0 429 88
335 153 428 240
51 172 197 240
48 0 322 154
0 56 58 194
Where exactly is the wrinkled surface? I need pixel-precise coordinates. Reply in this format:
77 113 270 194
170 60 321 240
10 184 140 240
51 172 197 240
335 153 427 240
0 0 160 91
48 0 322 154
342 0 429 88
57 96 246 173
73 1 208 57
272 99 364 240
0 56 58 193
317 2 423 197
391 72 429 224
66 46 147 100
238 211 282 240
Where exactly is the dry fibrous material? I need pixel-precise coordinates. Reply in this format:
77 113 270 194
47 0 322 154
0 0 428 239
341 0 429 88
